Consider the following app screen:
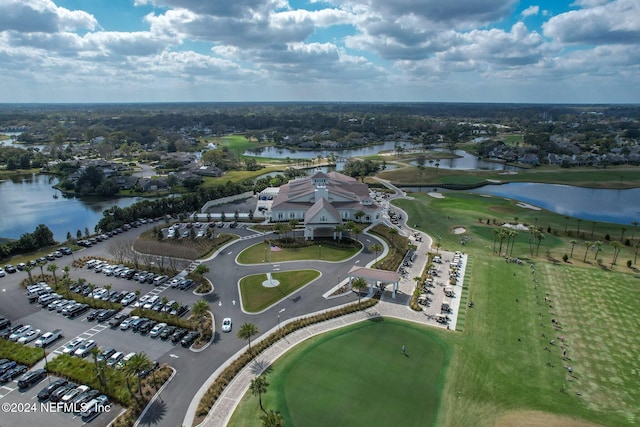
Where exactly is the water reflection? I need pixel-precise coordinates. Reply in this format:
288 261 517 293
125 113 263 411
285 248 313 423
409 149 521 171
243 140 418 159
0 174 149 241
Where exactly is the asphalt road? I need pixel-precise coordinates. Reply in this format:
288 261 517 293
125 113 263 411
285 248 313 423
1 221 383 427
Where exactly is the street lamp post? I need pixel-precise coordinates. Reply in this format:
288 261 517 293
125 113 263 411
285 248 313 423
277 308 286 334
319 244 322 260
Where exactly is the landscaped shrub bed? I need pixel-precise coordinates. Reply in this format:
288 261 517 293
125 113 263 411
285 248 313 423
193 297 379 425
369 224 409 271
108 366 173 427
46 354 133 406
134 229 235 260
0 339 45 366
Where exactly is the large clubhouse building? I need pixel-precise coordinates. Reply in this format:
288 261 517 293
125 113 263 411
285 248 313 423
270 171 383 240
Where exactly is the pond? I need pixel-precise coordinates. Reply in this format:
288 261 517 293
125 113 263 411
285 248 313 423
409 149 522 171
243 140 419 159
453 182 639 226
0 174 150 242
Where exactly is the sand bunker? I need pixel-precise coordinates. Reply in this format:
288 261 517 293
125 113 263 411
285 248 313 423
453 227 467 234
502 223 530 231
428 192 444 199
516 202 541 210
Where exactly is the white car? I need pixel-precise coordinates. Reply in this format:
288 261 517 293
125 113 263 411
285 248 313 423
17 329 41 344
120 316 139 330
221 318 232 333
0 267 5 277
74 339 96 357
9 325 33 341
62 338 85 355
149 323 167 338
121 292 137 306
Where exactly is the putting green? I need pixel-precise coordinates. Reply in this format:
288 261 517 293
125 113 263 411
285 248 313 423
229 318 450 427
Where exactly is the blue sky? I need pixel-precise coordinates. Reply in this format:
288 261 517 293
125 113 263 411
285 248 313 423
0 0 638 103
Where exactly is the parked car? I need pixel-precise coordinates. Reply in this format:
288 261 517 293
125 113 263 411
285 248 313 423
0 267 5 277
106 352 124 368
62 338 85 355
4 264 17 273
121 292 137 306
159 326 176 340
71 388 100 408
16 262 27 270
170 328 188 343
139 320 157 334
149 322 167 338
49 382 77 402
108 313 128 328
0 317 10 330
35 329 63 347
0 364 27 383
119 316 139 330
17 329 41 344
181 331 200 347
17 368 47 389
80 394 110 421
117 352 136 369
61 385 89 405
96 348 116 363
9 325 33 341
74 339 97 358
139 361 160 379
170 304 189 317
87 309 106 322
96 309 117 322
37 378 68 400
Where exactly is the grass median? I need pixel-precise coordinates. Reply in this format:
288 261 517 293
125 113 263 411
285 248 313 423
239 270 320 313
237 241 360 264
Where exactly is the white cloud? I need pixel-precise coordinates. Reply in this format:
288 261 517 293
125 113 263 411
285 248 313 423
521 6 539 18
543 0 640 45
0 0 97 33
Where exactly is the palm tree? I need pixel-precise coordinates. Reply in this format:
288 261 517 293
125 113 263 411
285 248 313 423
122 352 154 395
260 410 284 427
583 241 592 262
611 241 623 265
492 229 499 253
88 346 106 387
104 284 112 299
161 296 170 319
620 227 626 242
534 230 544 256
351 224 362 244
507 230 517 256
62 265 70 279
354 210 366 223
24 265 34 284
351 277 368 308
498 229 507 255
334 224 345 242
37 260 46 278
47 263 59 288
369 243 383 264
238 322 259 356
87 284 96 307
569 240 577 258
593 241 602 260
250 375 269 414
191 300 210 332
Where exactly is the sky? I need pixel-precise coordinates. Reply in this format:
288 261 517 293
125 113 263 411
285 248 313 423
0 0 639 104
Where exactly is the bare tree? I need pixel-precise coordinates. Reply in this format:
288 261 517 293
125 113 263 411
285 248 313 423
109 239 130 264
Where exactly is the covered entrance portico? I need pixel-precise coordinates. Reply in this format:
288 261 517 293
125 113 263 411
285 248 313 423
347 266 401 299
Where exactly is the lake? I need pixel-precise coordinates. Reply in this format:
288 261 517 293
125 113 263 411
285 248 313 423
0 174 149 242
463 183 640 225
410 149 522 171
243 140 418 159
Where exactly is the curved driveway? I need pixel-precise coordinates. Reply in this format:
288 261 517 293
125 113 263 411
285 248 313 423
140 228 384 427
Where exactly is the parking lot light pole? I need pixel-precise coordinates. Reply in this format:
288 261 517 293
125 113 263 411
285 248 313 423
278 308 286 334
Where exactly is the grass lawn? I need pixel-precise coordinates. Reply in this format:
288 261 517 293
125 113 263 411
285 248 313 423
237 241 361 264
378 164 640 189
201 166 283 187
239 270 321 312
228 318 450 427
229 188 639 427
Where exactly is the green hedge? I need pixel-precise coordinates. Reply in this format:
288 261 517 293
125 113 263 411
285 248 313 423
0 339 45 366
